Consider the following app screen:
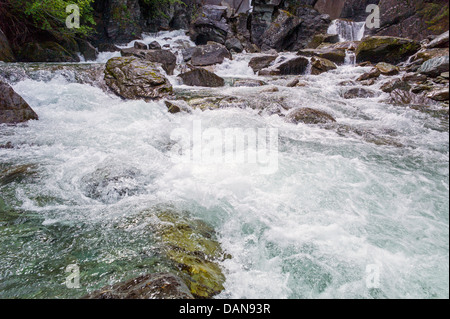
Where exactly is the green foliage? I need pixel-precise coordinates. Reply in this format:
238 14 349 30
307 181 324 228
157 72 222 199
11 0 96 37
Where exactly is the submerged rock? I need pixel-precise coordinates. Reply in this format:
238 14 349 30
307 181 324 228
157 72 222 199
104 57 172 100
341 87 377 99
355 36 420 64
286 107 336 125
0 80 38 124
83 273 194 299
232 79 267 87
178 68 225 87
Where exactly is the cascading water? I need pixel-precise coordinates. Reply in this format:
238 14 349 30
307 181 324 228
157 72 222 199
0 30 448 299
327 19 365 66
328 19 366 42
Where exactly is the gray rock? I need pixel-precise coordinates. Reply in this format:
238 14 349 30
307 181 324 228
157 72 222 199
427 89 449 101
178 68 225 87
191 44 231 66
260 10 302 51
120 48 177 75
189 5 229 45
225 37 244 53
425 31 449 49
418 56 449 78
380 78 411 93
249 55 278 73
0 80 38 124
104 56 172 100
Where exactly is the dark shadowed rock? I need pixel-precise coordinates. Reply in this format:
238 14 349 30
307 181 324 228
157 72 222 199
355 36 420 64
225 37 244 53
249 55 278 73
18 41 80 62
104 56 172 100
134 41 148 50
307 33 340 49
260 10 302 51
82 273 194 299
0 28 15 62
189 5 229 45
98 43 121 52
190 44 231 66
178 68 225 87
277 56 310 75
78 40 99 61
286 107 336 125
149 41 162 50
0 80 38 124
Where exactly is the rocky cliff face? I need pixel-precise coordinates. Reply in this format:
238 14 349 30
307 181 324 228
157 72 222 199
369 0 449 41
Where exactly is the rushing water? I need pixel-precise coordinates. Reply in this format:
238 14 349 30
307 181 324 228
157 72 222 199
328 19 366 42
0 31 448 299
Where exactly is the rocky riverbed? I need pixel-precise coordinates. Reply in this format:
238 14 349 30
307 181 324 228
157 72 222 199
0 1 449 299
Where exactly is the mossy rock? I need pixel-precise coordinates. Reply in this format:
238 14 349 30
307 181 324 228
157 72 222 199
356 36 420 64
149 209 229 298
18 41 79 63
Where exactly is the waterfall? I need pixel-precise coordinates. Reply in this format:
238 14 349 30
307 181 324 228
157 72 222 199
327 19 366 42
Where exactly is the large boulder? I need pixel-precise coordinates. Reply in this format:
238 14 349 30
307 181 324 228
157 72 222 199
259 10 302 51
369 0 449 41
190 43 231 67
120 48 177 75
417 55 449 77
355 36 420 64
178 68 225 87
83 273 194 299
104 56 172 100
0 28 15 62
0 80 38 124
189 5 229 45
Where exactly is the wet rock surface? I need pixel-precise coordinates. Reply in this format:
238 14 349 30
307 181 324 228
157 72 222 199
104 56 172 100
0 80 38 124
